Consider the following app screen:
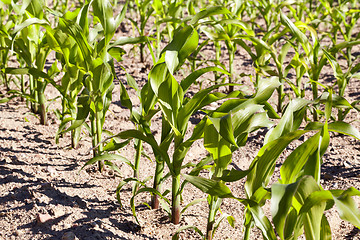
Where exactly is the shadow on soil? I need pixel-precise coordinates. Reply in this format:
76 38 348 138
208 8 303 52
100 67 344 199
0 124 157 240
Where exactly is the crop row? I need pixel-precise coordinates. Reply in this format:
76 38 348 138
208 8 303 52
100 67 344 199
1 0 360 239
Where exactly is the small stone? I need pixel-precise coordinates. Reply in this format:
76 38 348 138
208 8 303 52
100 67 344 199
63 223 71 229
14 229 22 236
90 221 98 228
74 196 88 209
46 166 57 176
49 207 64 217
344 161 352 168
323 173 333 180
61 231 78 240
332 182 339 189
36 213 52 224
108 170 114 176
40 182 53 190
37 195 49 204
4 157 12 164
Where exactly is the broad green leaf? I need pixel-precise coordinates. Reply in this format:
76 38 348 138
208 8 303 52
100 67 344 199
108 47 125 62
180 66 229 92
59 18 93 68
165 50 179 75
317 92 352 109
280 133 320 184
103 139 130 151
92 0 116 46
323 49 343 80
271 181 300 239
12 18 48 35
332 188 360 228
110 36 150 47
161 26 199 69
184 174 233 198
264 98 311 144
190 6 230 25
280 12 311 57
77 1 91 37
253 77 280 104
245 130 311 197
320 215 332 240
295 176 325 240
305 121 360 140
82 153 131 169
216 166 254 182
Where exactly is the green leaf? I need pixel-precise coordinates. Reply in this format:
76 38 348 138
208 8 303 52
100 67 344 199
190 6 230 25
264 98 311 144
180 66 229 92
280 12 311 57
92 0 116 46
184 174 233 198
12 18 48 35
305 121 360 140
108 46 126 62
245 130 310 197
82 153 131 170
323 49 343 80
161 26 199 69
216 166 254 182
110 36 150 47
280 133 321 184
165 50 179 75
332 188 360 228
271 181 299 240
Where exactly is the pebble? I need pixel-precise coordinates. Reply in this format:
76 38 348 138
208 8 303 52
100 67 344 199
46 166 57 176
343 161 352 168
90 221 99 228
36 213 53 224
323 173 334 180
74 196 88 209
49 207 64 217
14 229 22 236
40 182 53 190
37 195 50 204
62 231 79 240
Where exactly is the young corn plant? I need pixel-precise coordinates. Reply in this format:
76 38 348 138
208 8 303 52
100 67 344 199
177 76 280 240
280 12 328 121
4 0 56 125
323 49 360 121
54 0 130 171
243 92 360 239
127 0 154 63
0 1 12 92
100 24 233 225
320 0 360 67
199 8 254 93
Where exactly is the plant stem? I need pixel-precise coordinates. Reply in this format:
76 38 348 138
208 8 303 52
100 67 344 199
277 83 284 113
228 46 234 93
133 139 142 194
38 81 47 125
312 82 318 121
91 117 98 157
206 196 216 240
171 173 181 224
95 111 104 172
151 156 164 209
